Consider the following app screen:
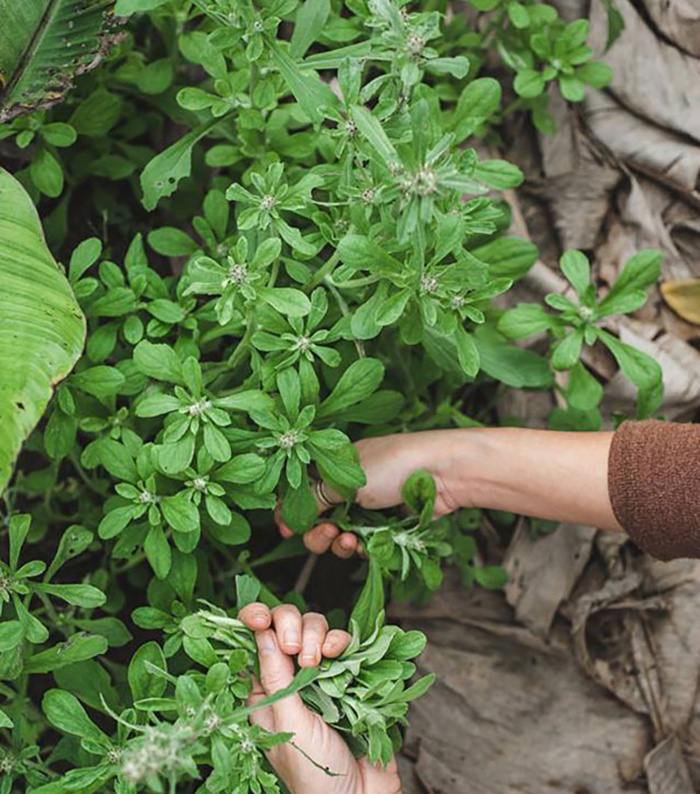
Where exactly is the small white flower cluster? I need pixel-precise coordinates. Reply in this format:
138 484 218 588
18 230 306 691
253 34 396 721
120 723 196 784
278 430 300 450
393 530 427 553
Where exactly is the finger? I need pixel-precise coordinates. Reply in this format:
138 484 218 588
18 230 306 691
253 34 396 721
322 629 351 658
247 675 275 732
255 630 296 695
255 630 307 725
238 602 272 631
270 604 302 655
299 612 329 667
274 503 294 539
302 523 339 554
331 532 358 559
311 479 342 513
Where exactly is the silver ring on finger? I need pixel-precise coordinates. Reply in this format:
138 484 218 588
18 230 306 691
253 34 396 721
312 478 339 510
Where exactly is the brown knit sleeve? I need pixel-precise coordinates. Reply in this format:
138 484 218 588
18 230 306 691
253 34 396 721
608 420 700 561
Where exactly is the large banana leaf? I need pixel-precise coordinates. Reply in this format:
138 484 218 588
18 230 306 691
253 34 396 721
0 168 85 492
0 0 114 122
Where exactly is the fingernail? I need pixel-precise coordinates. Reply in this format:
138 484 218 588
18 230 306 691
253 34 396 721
285 631 300 647
258 632 275 656
301 651 317 665
253 610 267 622
323 525 337 539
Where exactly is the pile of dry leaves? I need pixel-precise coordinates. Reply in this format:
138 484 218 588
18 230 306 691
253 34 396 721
396 1 700 791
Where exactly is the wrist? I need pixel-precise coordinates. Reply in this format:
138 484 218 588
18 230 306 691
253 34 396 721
430 427 507 512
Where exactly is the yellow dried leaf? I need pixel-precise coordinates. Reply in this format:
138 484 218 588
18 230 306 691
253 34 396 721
660 279 700 326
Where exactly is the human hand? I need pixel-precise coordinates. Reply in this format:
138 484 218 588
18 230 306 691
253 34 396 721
239 603 403 794
277 430 468 557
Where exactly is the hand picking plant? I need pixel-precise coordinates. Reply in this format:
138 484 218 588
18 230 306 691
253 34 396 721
0 0 654 791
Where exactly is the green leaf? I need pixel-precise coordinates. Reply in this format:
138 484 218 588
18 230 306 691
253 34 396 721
215 453 266 484
474 565 508 589
235 574 262 609
36 583 106 608
453 78 502 143
258 287 312 317
455 327 480 378
141 117 224 211
27 633 108 674
115 0 169 13
473 160 524 190
42 689 108 742
560 250 590 298
41 122 77 147
603 250 662 305
69 88 122 138
9 514 30 570
576 61 613 88
162 493 200 534
498 303 553 339
128 641 167 701
403 469 437 521
559 75 586 103
0 621 25 652
349 559 385 642
144 525 172 579
551 330 584 370
98 439 138 483
73 617 132 647
317 358 385 418
46 525 93 579
30 147 64 197
70 366 126 399
599 0 625 49
473 236 538 280
567 362 603 411
281 481 318 533
133 341 183 384
0 0 114 122
513 69 545 98
148 228 199 257
350 105 399 164
291 0 330 59
597 329 663 410
474 327 554 389
68 238 102 283
269 45 335 125
312 443 365 496
0 168 85 493
98 505 137 540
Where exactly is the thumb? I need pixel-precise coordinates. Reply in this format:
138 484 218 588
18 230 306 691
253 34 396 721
256 630 295 693
254 630 306 725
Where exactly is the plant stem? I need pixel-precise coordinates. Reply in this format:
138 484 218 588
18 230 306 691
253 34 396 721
309 250 340 289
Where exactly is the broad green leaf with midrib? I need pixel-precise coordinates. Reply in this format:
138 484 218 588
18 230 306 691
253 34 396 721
0 0 114 122
0 168 85 492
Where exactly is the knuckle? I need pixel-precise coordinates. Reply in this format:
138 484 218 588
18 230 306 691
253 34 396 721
272 604 299 619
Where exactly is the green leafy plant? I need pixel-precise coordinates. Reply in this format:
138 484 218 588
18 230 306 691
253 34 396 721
0 0 654 791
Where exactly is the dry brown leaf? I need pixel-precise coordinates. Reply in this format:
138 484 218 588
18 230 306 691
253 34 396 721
589 0 700 145
584 91 700 202
534 88 621 250
504 522 596 636
645 736 696 794
661 279 700 325
398 572 649 794
643 0 700 57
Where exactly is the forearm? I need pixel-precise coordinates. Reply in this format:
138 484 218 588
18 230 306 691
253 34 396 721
435 428 623 532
